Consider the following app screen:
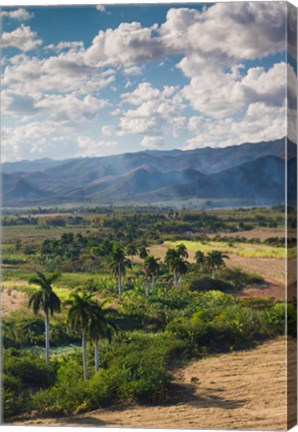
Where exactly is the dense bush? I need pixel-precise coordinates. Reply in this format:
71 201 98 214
187 277 235 293
30 332 192 417
3 373 31 419
3 349 58 419
167 291 283 352
220 267 265 290
3 317 79 348
4 349 57 389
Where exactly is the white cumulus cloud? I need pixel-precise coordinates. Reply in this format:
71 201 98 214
1 8 33 21
1 25 42 51
140 136 165 149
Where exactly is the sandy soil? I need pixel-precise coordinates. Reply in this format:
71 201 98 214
14 338 294 430
1 286 27 315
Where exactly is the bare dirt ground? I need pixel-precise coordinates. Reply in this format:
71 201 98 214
236 278 284 300
15 338 294 430
208 227 288 241
1 285 27 315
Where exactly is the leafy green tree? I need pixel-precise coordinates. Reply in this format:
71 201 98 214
144 255 160 294
109 244 130 299
88 301 118 372
65 292 94 380
28 272 61 366
206 251 229 278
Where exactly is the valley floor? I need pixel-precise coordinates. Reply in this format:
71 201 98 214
14 337 296 430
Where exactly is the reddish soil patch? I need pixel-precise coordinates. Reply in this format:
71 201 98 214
238 279 285 300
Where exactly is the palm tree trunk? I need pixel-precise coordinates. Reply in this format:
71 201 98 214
151 275 155 294
118 263 122 299
179 275 182 288
212 266 215 279
145 276 149 297
45 310 50 366
82 326 88 380
95 337 99 373
173 272 178 286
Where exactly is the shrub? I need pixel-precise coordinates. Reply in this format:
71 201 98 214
30 333 191 416
220 267 264 290
32 360 87 416
4 351 57 389
187 277 235 293
3 373 32 419
167 294 282 353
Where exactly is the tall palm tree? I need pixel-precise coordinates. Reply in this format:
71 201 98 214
144 255 160 294
206 251 229 278
139 246 149 260
173 256 188 287
28 271 61 366
65 292 94 380
143 265 150 297
176 243 189 259
126 243 138 265
165 248 180 286
88 301 118 372
195 250 205 271
109 244 130 299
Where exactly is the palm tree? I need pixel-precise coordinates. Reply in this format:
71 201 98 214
88 301 118 372
173 256 188 287
176 243 189 259
109 244 130 299
144 255 160 294
139 246 149 260
195 250 205 271
65 292 94 380
206 251 229 278
143 265 150 297
126 243 138 265
165 248 180 286
28 271 61 366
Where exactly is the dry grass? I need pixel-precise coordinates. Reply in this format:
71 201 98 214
165 240 289 259
1 285 28 315
208 227 291 241
15 338 293 430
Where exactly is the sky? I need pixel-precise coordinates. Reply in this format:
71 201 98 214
1 2 297 162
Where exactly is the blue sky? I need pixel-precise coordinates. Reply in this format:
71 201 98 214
1 2 296 161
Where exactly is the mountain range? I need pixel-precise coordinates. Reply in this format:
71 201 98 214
2 138 297 207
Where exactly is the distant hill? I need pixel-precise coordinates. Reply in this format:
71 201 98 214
2 158 74 174
2 138 296 207
2 174 55 203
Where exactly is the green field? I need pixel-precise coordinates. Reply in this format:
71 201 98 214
165 240 291 259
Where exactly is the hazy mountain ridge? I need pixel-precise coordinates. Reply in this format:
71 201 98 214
2 139 297 206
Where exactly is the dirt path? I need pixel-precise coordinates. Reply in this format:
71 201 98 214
15 338 293 430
